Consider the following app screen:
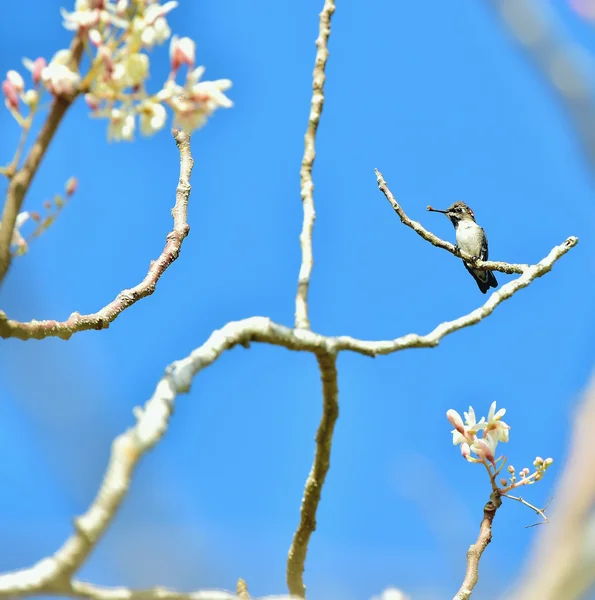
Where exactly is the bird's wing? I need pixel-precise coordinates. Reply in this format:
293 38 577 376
480 227 489 261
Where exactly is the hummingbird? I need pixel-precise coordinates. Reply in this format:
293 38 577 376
427 201 498 294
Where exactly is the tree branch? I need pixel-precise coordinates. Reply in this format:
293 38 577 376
0 36 85 285
286 352 339 598
453 494 502 600
295 0 335 330
375 169 533 274
0 129 193 340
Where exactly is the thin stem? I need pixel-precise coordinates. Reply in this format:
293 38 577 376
295 0 336 330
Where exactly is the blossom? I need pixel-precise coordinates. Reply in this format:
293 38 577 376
131 1 177 48
185 66 233 110
169 35 195 71
485 401 510 443
139 99 167 135
61 1 128 31
40 50 80 96
447 406 485 446
447 402 512 465
106 108 135 141
42 63 81 96
112 53 149 88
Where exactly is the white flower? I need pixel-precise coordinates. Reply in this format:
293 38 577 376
106 107 135 141
139 100 167 135
485 401 510 443
132 1 177 48
41 62 81 96
6 70 24 92
61 1 128 31
447 406 485 446
140 16 171 47
112 53 149 88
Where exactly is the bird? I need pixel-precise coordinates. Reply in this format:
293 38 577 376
427 201 498 294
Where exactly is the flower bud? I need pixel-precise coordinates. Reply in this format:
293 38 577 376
7 70 24 92
65 177 78 196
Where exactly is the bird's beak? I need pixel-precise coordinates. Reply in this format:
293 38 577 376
427 206 448 214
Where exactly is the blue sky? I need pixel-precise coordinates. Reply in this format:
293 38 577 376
1 1 595 599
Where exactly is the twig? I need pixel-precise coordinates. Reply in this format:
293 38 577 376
0 36 84 285
375 169 532 275
0 129 193 340
453 493 502 600
295 0 335 330
501 493 550 527
286 352 339 598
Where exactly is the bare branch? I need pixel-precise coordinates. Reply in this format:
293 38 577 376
375 169 533 275
453 494 502 600
287 352 339 598
509 372 595 600
0 36 85 285
295 0 336 330
485 0 595 174
501 493 550 527
0 129 193 341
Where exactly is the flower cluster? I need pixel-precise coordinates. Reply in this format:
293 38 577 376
447 402 554 496
2 62 43 126
2 1 232 141
447 401 510 466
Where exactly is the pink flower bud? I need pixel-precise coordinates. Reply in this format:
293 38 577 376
65 176 78 196
31 58 46 86
460 442 471 460
169 35 195 72
2 79 19 109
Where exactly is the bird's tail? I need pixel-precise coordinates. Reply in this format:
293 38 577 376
466 264 498 294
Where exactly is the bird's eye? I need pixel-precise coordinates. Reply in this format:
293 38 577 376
455 207 462 213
